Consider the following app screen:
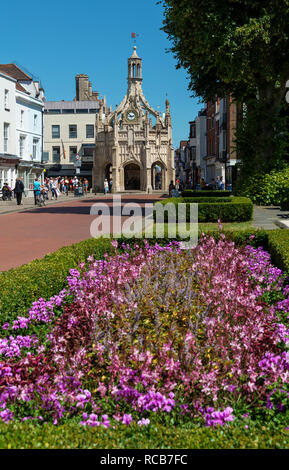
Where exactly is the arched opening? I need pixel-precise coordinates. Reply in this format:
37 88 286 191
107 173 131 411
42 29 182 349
151 162 165 190
136 64 140 78
105 163 113 191
124 163 140 190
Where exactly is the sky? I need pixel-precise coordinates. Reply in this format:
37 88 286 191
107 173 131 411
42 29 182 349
0 0 203 147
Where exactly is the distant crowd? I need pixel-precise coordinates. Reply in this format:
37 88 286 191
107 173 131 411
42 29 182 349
1 176 90 206
169 176 227 197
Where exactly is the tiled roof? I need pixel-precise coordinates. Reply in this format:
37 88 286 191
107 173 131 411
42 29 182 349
0 64 32 81
16 83 28 93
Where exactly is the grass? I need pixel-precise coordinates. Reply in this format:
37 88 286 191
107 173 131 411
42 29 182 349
153 221 254 237
0 421 288 449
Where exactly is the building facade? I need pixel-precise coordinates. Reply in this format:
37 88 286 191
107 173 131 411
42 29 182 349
195 107 207 181
43 75 108 185
0 64 45 195
93 47 175 192
0 70 18 190
175 140 188 184
204 96 238 187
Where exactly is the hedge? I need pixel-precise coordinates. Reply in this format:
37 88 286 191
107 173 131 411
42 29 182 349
154 197 253 222
267 230 289 274
182 197 232 203
0 421 288 449
182 190 232 198
237 166 289 206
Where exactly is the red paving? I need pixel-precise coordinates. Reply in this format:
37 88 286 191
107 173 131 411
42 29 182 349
0 195 162 271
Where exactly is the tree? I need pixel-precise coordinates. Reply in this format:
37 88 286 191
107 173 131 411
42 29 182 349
160 0 289 168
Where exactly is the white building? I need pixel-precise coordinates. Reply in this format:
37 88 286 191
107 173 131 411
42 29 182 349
0 71 18 189
0 64 45 195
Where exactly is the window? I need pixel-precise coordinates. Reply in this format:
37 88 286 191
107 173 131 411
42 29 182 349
190 122 196 138
4 90 9 110
63 109 75 114
69 146 78 163
52 125 60 139
29 173 37 190
69 125 77 138
82 146 94 162
33 138 39 160
76 109 88 114
52 146 60 163
4 123 9 152
89 109 97 113
42 151 49 163
19 135 26 158
20 110 24 128
86 124 94 139
34 114 38 128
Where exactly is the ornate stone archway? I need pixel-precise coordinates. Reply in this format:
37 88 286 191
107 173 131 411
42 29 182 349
124 163 140 190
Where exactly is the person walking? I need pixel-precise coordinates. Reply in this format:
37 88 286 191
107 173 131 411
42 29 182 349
65 177 70 195
169 180 175 197
104 178 109 195
33 178 41 205
200 178 206 190
14 178 25 205
51 178 58 200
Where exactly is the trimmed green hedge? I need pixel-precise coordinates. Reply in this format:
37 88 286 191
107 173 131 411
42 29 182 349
267 230 289 274
154 197 253 222
182 190 232 198
182 197 232 203
0 421 288 449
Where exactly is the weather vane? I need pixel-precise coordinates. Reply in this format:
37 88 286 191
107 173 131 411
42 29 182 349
131 32 140 45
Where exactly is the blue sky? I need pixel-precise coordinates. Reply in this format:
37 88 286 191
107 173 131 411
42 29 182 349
1 0 203 147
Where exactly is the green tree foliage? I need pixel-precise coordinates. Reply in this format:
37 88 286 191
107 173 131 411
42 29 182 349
160 0 289 168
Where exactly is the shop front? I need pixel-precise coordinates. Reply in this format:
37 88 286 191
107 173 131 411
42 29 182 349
0 155 19 192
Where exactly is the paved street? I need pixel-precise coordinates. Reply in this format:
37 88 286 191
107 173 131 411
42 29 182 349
1 196 288 272
0 193 95 215
0 194 162 271
253 206 289 230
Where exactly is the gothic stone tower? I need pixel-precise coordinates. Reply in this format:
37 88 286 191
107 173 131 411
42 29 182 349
92 47 175 192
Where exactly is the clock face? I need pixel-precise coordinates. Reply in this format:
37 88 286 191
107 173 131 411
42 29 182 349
126 110 137 122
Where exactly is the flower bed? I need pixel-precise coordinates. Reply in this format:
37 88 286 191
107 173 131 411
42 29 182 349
0 236 288 431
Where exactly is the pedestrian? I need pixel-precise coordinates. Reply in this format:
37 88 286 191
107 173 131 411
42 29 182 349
14 178 25 205
33 178 41 205
104 178 109 195
219 176 225 190
84 178 89 194
51 178 58 200
169 180 175 197
200 178 206 190
65 177 70 195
